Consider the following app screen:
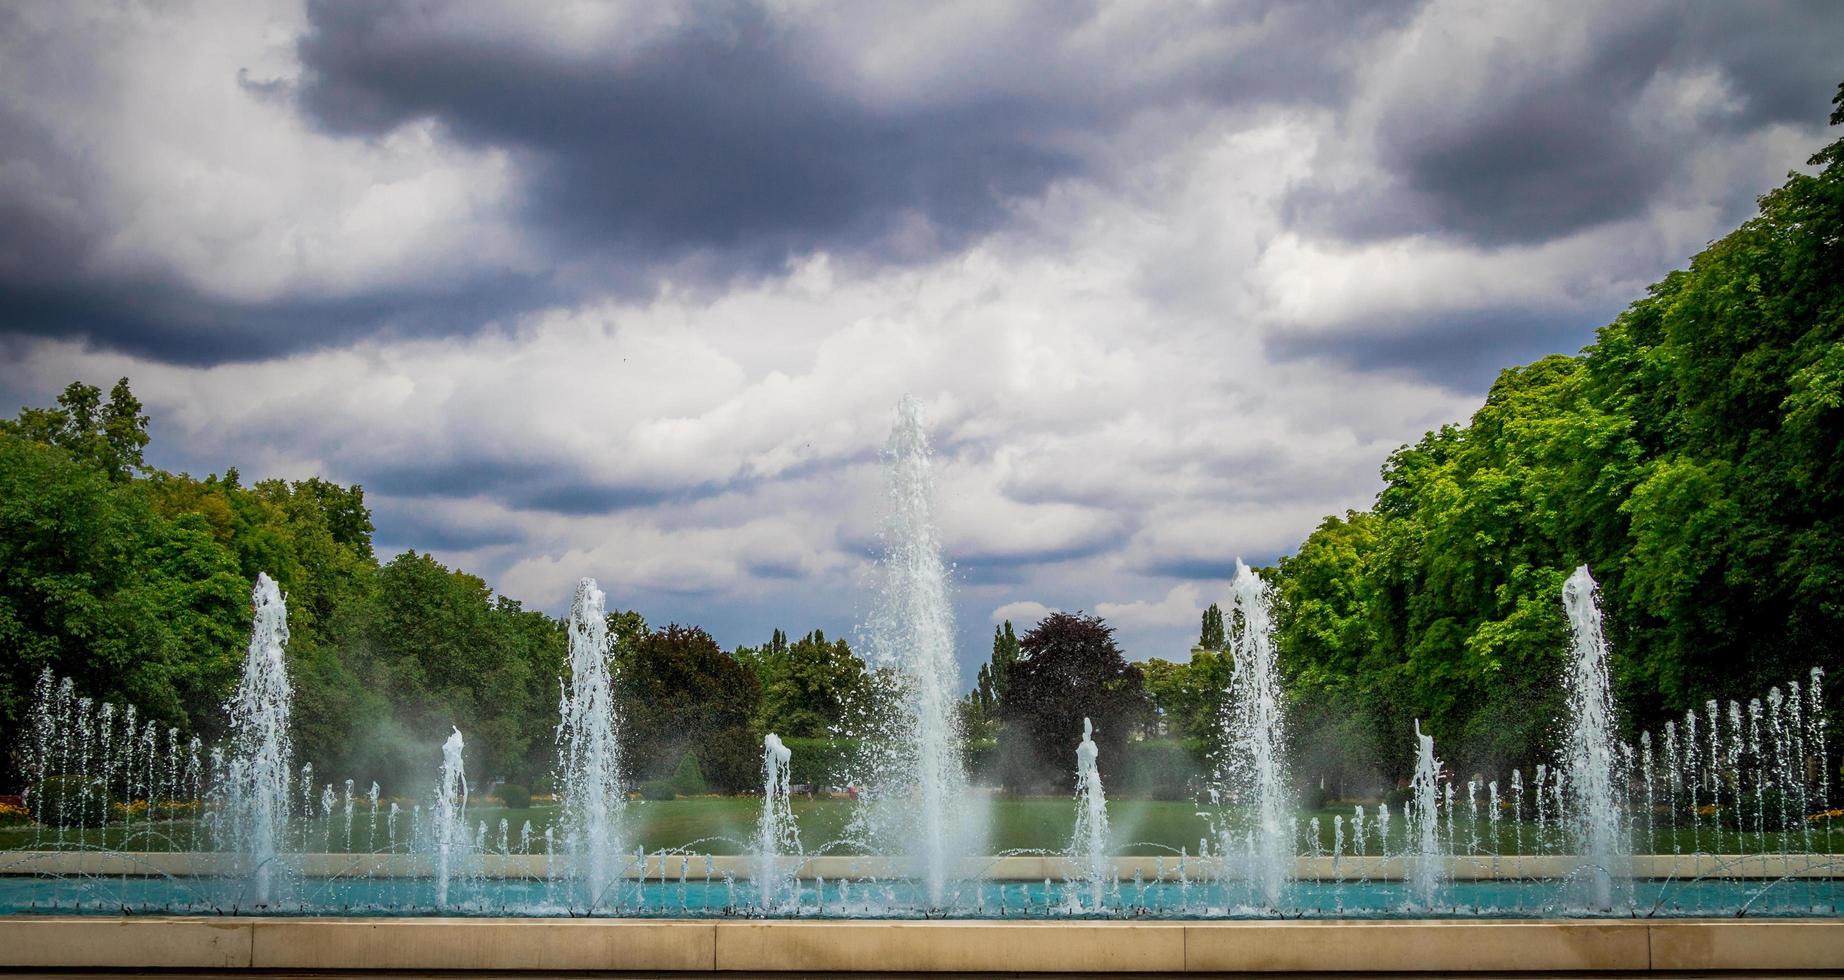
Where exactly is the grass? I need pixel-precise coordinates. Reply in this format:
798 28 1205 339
4 797 1840 856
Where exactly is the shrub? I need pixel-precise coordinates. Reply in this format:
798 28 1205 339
1723 788 1802 832
1382 786 1413 809
964 739 1000 783
28 775 114 828
496 783 532 809
638 780 677 801
1118 740 1208 801
669 752 707 796
780 737 860 787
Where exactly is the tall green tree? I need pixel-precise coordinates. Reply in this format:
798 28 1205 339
0 378 149 481
734 628 870 737
619 624 761 792
1274 84 1844 782
1197 603 1226 651
997 612 1148 791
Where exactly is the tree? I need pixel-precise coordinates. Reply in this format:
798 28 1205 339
1197 603 1226 651
1 378 150 481
964 621 1021 738
997 612 1148 791
1140 649 1231 745
348 552 560 787
619 624 761 792
734 628 870 737
1270 83 1844 777
0 433 245 784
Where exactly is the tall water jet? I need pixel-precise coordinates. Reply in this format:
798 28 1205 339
556 578 627 910
756 733 799 908
222 573 294 905
1070 718 1111 910
1561 565 1630 911
433 728 469 908
1218 559 1291 908
867 396 972 907
1408 720 1446 909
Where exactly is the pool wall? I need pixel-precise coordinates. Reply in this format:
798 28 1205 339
1 916 1842 971
4 850 1840 880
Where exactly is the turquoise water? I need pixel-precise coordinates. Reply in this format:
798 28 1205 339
2 875 1838 919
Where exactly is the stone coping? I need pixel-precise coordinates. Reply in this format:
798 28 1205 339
3 850 1840 881
0 915 1840 971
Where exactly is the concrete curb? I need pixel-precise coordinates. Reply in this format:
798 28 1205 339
0 915 1841 971
5 850 1840 881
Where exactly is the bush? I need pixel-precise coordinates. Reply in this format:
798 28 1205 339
670 752 707 796
28 775 114 828
638 780 677 801
1723 788 1802 832
1383 786 1413 809
964 739 999 783
780 737 860 787
496 783 531 809
1118 740 1208 801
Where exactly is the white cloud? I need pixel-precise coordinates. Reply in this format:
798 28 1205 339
1095 582 1207 631
2 0 1833 670
990 601 1054 627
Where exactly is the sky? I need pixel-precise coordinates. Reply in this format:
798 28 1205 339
1 1 1839 679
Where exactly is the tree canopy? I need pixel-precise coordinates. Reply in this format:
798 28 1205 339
997 612 1148 791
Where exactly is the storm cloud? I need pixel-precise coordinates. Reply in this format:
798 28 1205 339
1 0 1839 663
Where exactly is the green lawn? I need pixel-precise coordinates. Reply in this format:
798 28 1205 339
4 797 1839 856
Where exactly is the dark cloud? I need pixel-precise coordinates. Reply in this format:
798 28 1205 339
295 0 1411 275
368 500 525 552
1139 552 1285 581
1267 304 1616 390
0 272 549 365
1 0 1410 363
359 457 735 516
1286 1 1844 248
296 2 1085 274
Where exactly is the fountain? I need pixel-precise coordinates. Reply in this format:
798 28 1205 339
221 573 294 905
1561 565 1629 911
756 733 799 908
863 396 975 907
1218 559 1291 908
1070 718 1110 910
432 728 468 908
555 577 627 910
1409 720 1447 909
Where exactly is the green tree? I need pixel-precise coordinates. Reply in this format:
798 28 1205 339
1 378 150 481
734 628 870 737
619 624 761 792
1140 648 1231 746
997 612 1148 791
1197 603 1226 651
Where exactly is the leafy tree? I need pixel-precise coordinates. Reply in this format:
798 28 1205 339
1 378 149 481
963 621 1021 738
997 612 1148 791
346 552 561 786
618 624 761 792
1141 649 1231 746
734 627 869 737
1273 84 1844 780
1197 603 1226 651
